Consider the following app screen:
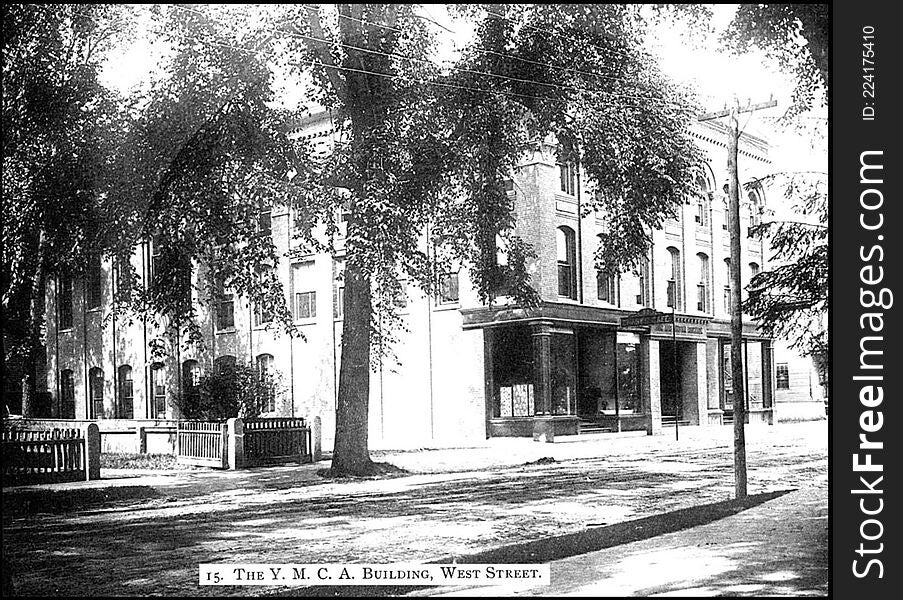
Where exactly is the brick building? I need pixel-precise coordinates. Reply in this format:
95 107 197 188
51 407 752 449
43 113 809 451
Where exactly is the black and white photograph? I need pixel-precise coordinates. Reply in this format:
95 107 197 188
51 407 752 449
0 2 892 597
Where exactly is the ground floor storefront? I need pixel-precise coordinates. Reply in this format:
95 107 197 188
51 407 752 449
464 303 775 440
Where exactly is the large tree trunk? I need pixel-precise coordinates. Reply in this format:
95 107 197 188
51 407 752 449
325 4 400 476
331 258 376 475
20 229 47 418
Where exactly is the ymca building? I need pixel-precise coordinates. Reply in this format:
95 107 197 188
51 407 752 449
43 114 816 451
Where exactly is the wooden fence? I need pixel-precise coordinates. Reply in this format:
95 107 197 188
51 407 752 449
176 417 319 469
1 424 101 484
176 421 228 468
243 417 312 466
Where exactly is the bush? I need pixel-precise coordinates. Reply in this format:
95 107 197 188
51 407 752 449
174 363 276 421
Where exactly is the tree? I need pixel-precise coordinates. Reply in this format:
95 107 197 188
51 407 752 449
1 4 126 415
746 171 828 386
282 4 704 475
106 5 302 357
715 4 829 387
724 4 828 116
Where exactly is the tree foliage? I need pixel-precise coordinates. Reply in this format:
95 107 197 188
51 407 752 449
723 4 828 117
745 172 827 382
279 4 704 475
1 4 126 413
174 363 277 421
106 6 305 353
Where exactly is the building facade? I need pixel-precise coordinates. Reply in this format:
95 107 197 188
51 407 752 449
43 115 803 451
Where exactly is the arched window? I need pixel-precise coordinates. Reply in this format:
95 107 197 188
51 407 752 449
215 272 235 330
254 265 274 326
214 355 236 374
89 367 104 419
748 189 762 237
696 253 710 313
151 362 167 419
117 365 134 419
256 353 276 413
59 369 75 419
694 174 712 227
557 226 577 300
182 360 200 390
666 247 682 310
750 261 761 280
723 258 732 313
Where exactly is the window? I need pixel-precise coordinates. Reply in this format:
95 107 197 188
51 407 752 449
256 353 276 413
258 209 272 236
336 199 352 239
151 234 162 287
87 253 102 309
694 174 712 227
749 262 761 280
723 258 732 313
597 270 617 304
696 253 710 313
215 273 234 330
292 261 317 320
215 355 236 374
392 279 409 311
60 369 75 419
179 259 193 307
776 363 790 390
748 190 762 237
58 268 74 330
637 258 651 306
117 365 134 419
253 266 274 326
182 360 200 390
151 363 166 418
558 162 576 196
666 247 682 310
437 271 460 305
557 226 577 300
333 259 345 319
88 367 104 419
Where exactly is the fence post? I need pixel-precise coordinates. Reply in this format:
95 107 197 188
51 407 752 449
227 418 244 470
84 423 101 481
312 416 322 462
136 425 147 454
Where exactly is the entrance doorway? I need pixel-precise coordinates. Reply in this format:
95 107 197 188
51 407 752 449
658 341 688 418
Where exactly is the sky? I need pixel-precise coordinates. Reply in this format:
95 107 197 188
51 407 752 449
99 4 827 174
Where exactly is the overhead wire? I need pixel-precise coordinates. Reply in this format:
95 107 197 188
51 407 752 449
165 4 692 111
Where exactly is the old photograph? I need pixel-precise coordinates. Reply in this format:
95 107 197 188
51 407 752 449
2 4 830 596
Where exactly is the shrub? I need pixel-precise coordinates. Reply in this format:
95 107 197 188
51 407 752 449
174 363 277 421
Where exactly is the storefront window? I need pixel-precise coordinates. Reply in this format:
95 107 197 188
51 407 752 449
551 331 576 415
491 326 534 418
616 333 641 413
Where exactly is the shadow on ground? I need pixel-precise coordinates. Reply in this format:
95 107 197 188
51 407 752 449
269 490 792 597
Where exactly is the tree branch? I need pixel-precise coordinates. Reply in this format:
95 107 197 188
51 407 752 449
301 6 346 100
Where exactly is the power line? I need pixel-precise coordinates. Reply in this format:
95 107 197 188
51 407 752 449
283 29 675 105
336 7 651 87
164 4 693 111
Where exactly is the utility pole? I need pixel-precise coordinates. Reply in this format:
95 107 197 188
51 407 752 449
698 96 776 500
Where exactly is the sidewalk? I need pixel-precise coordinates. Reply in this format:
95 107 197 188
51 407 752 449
2 421 827 597
420 485 828 597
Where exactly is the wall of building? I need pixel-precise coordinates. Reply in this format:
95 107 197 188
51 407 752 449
43 117 790 447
